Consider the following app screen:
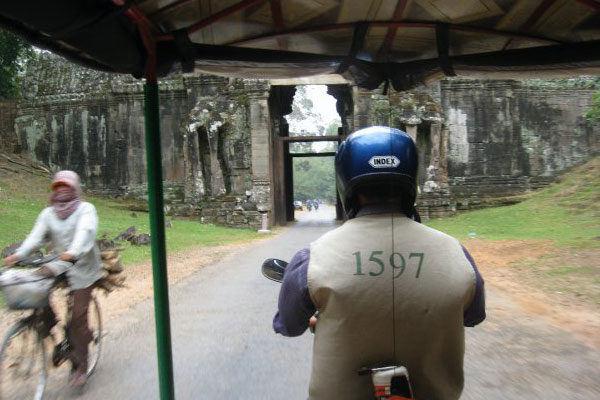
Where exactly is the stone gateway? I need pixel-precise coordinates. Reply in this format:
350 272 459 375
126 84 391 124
0 54 598 228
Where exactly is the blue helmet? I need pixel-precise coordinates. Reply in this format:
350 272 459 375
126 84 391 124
335 126 418 218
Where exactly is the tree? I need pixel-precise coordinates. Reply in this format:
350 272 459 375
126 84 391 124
585 91 600 122
287 86 340 201
293 156 336 203
286 86 318 130
290 140 314 153
287 86 342 153
0 28 35 99
286 85 340 136
325 121 339 136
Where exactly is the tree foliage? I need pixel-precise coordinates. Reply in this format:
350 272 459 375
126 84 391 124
287 86 341 153
287 86 340 202
286 85 341 135
585 91 600 122
286 86 319 132
293 157 336 203
0 29 35 100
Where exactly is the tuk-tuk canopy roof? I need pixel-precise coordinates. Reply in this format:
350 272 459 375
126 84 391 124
1 0 599 89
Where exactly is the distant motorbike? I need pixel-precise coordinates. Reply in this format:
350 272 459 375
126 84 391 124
262 259 414 400
313 201 319 210
306 201 313 211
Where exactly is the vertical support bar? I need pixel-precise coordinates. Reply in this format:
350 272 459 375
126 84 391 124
144 82 175 400
284 141 294 222
336 185 344 221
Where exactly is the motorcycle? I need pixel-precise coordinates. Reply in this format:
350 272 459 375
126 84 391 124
306 201 313 212
262 258 414 400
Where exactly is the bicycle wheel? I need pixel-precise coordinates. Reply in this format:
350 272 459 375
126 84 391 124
86 295 102 377
0 320 47 400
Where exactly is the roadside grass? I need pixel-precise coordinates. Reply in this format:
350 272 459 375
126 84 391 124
90 198 261 265
426 157 600 248
1 176 261 265
426 157 600 305
0 170 262 307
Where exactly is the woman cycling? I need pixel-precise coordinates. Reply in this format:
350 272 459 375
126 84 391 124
3 170 103 387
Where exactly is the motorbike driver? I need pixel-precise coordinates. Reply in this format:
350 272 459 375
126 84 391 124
273 126 485 400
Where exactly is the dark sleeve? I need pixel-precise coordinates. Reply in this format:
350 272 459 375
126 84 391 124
462 246 486 327
272 248 316 337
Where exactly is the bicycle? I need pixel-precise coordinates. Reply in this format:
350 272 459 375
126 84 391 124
0 255 102 400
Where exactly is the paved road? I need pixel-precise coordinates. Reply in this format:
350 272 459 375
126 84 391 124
42 205 599 399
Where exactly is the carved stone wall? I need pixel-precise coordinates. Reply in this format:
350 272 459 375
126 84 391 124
353 79 600 218
441 79 600 211
6 54 263 229
1 54 598 226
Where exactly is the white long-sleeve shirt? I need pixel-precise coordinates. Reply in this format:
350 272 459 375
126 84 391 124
16 202 104 289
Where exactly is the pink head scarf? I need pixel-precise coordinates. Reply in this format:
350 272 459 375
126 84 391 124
50 170 82 219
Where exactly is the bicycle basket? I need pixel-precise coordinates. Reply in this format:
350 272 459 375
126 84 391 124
0 269 53 309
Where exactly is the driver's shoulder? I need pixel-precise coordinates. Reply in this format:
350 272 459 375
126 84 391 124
413 222 458 243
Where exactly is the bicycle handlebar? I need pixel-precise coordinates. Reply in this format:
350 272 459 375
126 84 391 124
1 254 78 281
0 254 77 287
2 254 77 269
16 254 60 266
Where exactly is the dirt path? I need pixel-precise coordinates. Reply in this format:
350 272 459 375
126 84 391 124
464 239 600 349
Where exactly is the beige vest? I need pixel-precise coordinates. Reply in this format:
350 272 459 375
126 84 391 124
307 214 476 400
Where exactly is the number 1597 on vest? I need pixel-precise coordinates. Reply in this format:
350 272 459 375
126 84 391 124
352 251 425 279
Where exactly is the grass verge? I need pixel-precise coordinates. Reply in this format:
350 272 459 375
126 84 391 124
426 157 599 306
0 171 262 268
426 157 600 248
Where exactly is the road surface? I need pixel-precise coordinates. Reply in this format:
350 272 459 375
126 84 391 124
40 205 600 399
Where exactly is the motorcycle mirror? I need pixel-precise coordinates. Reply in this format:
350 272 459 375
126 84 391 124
262 258 288 282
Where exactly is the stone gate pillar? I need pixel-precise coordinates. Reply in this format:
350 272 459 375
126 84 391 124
246 80 272 221
405 124 418 141
423 122 449 194
353 87 374 130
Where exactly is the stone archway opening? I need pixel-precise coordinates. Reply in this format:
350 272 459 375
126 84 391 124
290 150 338 222
287 86 340 222
268 83 353 225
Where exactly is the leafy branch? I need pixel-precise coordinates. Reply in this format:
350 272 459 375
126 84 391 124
584 91 600 122
0 28 36 100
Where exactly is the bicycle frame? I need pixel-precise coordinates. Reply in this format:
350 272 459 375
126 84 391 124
2 256 102 368
6 289 73 364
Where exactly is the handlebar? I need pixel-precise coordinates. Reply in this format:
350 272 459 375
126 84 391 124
16 254 60 267
0 254 76 287
3 254 76 269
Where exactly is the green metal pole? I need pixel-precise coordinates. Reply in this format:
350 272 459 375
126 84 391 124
144 81 175 400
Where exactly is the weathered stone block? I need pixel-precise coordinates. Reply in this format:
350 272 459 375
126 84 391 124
231 213 247 223
241 201 257 211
